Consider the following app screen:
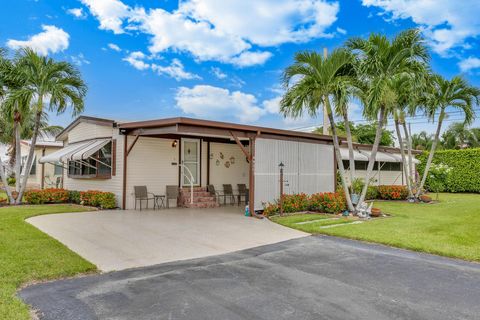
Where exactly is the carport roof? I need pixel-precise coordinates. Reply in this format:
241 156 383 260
118 117 334 143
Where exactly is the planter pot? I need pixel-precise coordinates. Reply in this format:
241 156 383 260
370 208 381 217
351 194 360 205
419 195 432 203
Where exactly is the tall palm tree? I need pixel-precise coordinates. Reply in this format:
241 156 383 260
416 75 480 198
411 131 434 150
346 29 429 207
441 122 477 149
5 48 86 204
280 49 356 212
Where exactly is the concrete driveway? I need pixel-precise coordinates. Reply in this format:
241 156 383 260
20 236 480 320
26 207 307 271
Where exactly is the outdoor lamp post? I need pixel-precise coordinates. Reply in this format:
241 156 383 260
279 162 284 216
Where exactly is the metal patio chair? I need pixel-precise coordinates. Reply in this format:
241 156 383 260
237 184 248 205
166 185 179 208
134 186 155 211
207 185 223 204
223 184 237 205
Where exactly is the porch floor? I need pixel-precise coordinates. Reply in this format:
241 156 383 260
26 207 308 271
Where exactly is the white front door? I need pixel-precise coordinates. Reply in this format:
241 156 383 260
181 138 200 186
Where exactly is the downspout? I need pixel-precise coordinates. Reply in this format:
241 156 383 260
122 134 128 209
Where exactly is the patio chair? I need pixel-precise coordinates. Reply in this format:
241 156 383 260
134 186 155 211
166 185 179 208
223 184 237 205
237 184 248 204
207 185 222 204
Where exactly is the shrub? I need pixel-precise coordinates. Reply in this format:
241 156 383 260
310 192 346 213
24 188 69 204
68 190 81 204
262 192 346 216
417 148 480 193
366 185 379 200
378 185 408 200
80 190 116 209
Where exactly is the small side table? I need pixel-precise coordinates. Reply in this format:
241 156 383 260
154 195 166 209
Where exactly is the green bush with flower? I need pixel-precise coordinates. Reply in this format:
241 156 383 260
377 185 409 200
427 163 452 199
23 188 116 209
80 190 116 209
263 192 346 216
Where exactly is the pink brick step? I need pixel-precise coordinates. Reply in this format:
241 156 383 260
178 187 218 208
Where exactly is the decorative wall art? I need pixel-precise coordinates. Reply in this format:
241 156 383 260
216 159 220 166
219 152 224 159
229 156 235 164
224 161 231 168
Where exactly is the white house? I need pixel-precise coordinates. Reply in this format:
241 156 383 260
39 116 417 212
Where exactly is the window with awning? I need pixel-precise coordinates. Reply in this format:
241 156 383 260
39 139 114 179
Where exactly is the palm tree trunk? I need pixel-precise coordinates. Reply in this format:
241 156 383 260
325 98 355 212
357 107 386 207
395 119 412 198
0 161 14 204
14 118 21 192
342 108 356 186
17 99 43 204
416 109 445 198
403 122 414 187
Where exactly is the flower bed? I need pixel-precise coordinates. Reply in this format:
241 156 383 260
23 188 116 209
263 192 346 216
377 185 408 200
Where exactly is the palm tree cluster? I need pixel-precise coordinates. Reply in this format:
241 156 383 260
280 28 480 212
0 48 86 204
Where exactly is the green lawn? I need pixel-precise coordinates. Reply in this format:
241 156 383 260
271 193 480 262
0 205 97 320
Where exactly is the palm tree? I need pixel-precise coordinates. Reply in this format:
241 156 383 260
346 29 429 207
4 48 86 203
411 131 434 150
441 122 478 149
280 49 356 212
416 75 480 198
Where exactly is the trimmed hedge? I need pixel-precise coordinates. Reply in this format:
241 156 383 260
263 192 346 216
24 188 117 209
417 148 480 193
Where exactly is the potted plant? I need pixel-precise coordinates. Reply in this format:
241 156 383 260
350 178 364 205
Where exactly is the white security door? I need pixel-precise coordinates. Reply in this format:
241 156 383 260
181 139 200 186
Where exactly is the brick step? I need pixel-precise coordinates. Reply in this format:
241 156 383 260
180 191 212 197
181 187 206 192
183 202 220 208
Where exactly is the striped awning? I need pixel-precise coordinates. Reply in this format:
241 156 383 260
39 139 111 164
339 148 369 161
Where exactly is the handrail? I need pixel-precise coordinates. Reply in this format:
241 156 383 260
179 163 194 204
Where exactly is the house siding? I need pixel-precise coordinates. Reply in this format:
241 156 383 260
208 142 249 193
67 122 114 143
125 137 179 209
254 138 335 211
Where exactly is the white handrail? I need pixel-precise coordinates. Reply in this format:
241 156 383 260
180 163 194 204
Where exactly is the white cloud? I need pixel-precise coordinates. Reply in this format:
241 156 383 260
123 51 150 70
67 7 87 19
71 53 90 66
7 25 69 55
179 0 339 46
108 43 121 51
229 51 273 67
336 27 347 35
151 59 201 81
459 57 480 72
123 52 200 80
175 85 267 122
80 0 130 34
210 67 227 79
82 0 340 66
362 0 480 55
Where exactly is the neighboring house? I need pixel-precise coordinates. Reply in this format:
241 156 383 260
20 138 64 189
40 116 418 211
339 142 421 186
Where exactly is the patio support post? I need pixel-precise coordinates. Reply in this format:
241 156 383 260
122 134 128 209
248 137 256 216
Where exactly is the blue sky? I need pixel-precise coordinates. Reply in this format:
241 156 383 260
1 0 479 134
